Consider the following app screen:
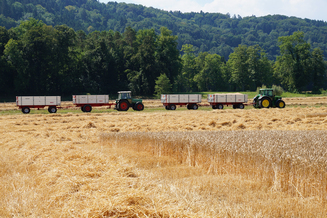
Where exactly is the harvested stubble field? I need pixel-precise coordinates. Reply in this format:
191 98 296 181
0 103 327 217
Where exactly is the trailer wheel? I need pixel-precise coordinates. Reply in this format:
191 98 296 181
81 106 85 112
22 107 30 114
239 104 245 109
192 104 198 110
169 104 176 110
233 105 237 109
212 105 217 109
217 104 224 110
165 105 170 110
83 104 92 112
48 106 57 113
187 104 191 110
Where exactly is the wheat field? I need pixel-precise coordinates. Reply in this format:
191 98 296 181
0 101 327 217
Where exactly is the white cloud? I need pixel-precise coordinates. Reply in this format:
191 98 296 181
99 0 327 21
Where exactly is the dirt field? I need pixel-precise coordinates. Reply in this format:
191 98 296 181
1 103 327 217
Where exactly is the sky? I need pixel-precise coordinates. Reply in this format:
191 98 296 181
98 0 327 21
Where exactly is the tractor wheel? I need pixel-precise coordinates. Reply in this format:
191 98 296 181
169 104 176 110
253 100 258 108
239 104 245 109
217 104 224 110
259 98 271 108
276 100 286 108
192 104 198 110
212 105 217 109
22 107 30 114
48 106 57 113
83 104 92 113
119 100 129 111
135 102 144 111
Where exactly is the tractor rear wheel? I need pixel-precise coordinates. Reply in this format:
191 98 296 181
119 100 129 111
259 98 271 108
276 100 286 108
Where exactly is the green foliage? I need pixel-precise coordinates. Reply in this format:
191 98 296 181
154 74 172 97
2 0 327 59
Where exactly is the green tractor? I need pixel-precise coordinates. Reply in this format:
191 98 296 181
115 91 144 111
253 88 286 109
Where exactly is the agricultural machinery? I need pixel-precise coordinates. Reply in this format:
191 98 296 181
253 88 285 109
115 91 144 111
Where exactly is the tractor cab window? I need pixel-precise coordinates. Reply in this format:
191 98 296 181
259 90 273 96
119 92 131 99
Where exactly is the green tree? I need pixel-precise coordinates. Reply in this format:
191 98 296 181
154 73 172 97
179 44 197 92
274 31 312 92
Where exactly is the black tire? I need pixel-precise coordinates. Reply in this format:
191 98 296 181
212 105 217 109
253 99 258 108
165 105 170 110
192 104 198 110
48 106 57 113
118 100 129 111
187 104 191 110
22 107 30 114
233 105 237 109
259 97 271 108
134 102 144 111
83 104 92 112
169 104 176 110
276 100 286 108
217 104 224 110
239 104 245 109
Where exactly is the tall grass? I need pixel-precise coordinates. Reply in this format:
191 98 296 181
101 130 327 200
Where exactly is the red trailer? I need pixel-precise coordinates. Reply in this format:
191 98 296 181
161 94 202 110
72 95 116 112
208 94 248 109
16 96 61 114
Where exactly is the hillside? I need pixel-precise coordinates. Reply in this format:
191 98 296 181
1 0 327 59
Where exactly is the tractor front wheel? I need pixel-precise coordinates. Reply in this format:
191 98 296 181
276 100 286 108
134 102 144 111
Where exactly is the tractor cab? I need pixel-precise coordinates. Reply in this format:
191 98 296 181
118 91 131 100
259 89 274 97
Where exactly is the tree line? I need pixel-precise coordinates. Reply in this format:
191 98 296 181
2 0 327 60
0 19 326 100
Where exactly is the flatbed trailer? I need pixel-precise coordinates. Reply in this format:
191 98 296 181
208 94 248 109
72 95 116 112
161 94 202 110
16 96 61 114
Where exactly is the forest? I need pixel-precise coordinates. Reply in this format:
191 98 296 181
2 0 327 59
0 0 326 98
